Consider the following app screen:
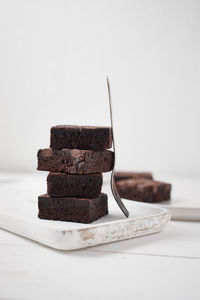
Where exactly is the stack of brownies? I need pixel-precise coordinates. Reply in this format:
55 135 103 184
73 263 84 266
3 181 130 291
37 125 114 223
115 171 171 203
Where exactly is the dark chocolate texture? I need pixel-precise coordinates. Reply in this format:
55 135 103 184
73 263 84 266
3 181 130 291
37 148 114 174
47 172 103 198
38 193 108 223
50 125 112 150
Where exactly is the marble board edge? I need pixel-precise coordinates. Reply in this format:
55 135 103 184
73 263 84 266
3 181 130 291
0 205 170 250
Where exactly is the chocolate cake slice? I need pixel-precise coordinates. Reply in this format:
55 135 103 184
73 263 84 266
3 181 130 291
50 125 112 150
38 193 108 223
37 148 114 174
114 171 153 182
47 172 103 198
116 179 171 203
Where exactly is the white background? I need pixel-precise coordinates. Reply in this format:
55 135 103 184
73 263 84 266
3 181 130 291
0 0 199 176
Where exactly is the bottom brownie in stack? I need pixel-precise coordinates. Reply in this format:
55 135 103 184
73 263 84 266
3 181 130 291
38 193 108 224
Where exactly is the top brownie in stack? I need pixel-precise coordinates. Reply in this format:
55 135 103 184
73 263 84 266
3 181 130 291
50 125 112 150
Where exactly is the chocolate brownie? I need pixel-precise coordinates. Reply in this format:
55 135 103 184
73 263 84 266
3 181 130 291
116 179 171 203
38 193 108 223
114 171 153 182
47 172 103 198
37 148 114 174
50 125 112 150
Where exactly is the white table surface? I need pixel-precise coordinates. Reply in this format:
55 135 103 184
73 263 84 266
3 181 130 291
0 173 200 300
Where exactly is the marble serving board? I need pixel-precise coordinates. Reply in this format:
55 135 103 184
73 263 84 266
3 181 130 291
0 173 170 250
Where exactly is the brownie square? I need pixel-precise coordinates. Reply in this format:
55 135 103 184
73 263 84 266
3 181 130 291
37 148 114 174
116 179 155 202
116 179 171 203
47 172 103 198
114 171 153 182
50 125 112 150
38 193 108 223
152 181 171 202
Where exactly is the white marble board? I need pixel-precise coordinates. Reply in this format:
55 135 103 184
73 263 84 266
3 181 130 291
0 173 170 250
